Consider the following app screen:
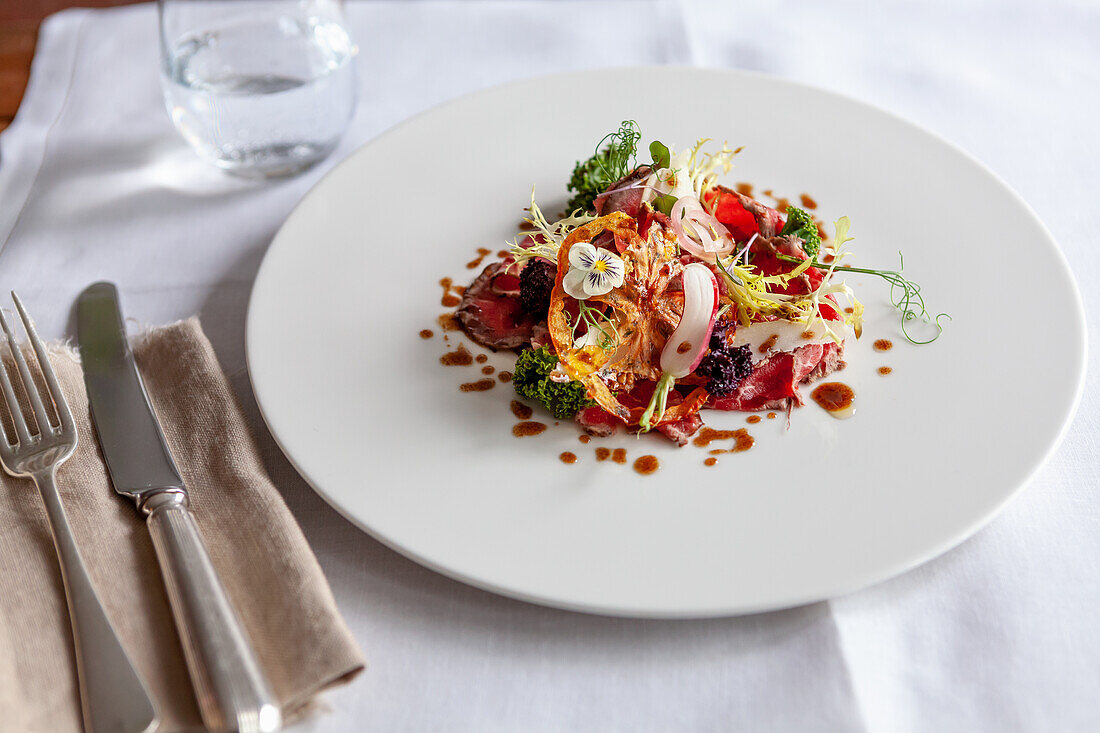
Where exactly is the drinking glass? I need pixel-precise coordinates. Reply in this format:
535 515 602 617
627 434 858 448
158 0 358 178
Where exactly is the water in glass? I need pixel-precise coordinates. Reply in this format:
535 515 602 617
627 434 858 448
162 13 356 178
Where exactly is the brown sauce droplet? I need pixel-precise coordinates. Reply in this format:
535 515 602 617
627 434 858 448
704 457 718 467
633 455 660 475
816 222 828 240
475 353 488 363
694 427 754 453
460 378 495 392
878 366 893 376
843 307 854 314
497 249 510 258
595 447 610 461
611 448 627 464
693 427 742 447
759 334 780 353
419 329 433 339
822 253 836 264
676 340 692 354
560 452 577 464
735 182 754 197
873 339 893 352
498 371 513 383
519 220 536 231
439 277 464 307
578 434 591 444
692 427 752 449
440 345 473 366
510 400 533 420
801 330 816 339
512 421 546 437
762 189 792 214
437 313 460 331
811 382 856 418
466 247 493 269
799 193 818 209
767 412 777 419
482 365 495 375
746 415 761 424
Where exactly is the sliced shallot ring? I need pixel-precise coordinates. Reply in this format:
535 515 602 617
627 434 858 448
670 196 734 262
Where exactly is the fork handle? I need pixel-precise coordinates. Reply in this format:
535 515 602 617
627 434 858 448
142 489 281 733
34 469 159 733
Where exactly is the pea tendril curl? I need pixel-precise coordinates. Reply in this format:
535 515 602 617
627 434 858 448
777 252 950 344
566 301 621 351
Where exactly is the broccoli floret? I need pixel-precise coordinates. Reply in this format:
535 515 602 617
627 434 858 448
519 259 556 316
696 324 753 396
781 205 822 258
567 148 613 213
513 346 594 419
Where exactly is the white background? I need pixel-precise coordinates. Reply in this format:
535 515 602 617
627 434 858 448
0 2 1096 730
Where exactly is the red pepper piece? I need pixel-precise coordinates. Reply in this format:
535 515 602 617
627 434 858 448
706 191 759 241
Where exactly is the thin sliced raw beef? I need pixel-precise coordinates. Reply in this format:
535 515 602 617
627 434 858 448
709 342 844 411
716 185 784 237
574 380 703 446
456 260 537 351
656 411 703 447
594 166 652 217
574 405 619 437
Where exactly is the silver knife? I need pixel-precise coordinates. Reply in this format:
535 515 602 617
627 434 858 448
78 282 281 733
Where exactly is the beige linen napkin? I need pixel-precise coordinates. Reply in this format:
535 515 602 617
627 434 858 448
0 319 364 732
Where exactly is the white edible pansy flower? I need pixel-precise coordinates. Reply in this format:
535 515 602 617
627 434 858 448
562 243 625 299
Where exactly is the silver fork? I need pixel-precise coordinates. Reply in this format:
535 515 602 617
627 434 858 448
0 292 158 733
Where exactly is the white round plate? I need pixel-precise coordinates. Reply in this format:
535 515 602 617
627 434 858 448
247 68 1085 617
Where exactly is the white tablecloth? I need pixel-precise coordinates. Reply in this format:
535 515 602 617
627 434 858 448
1 2 1096 730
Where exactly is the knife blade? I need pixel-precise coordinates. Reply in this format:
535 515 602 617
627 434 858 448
78 282 281 733
77 283 185 497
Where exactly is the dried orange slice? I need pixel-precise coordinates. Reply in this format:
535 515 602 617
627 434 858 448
548 212 709 426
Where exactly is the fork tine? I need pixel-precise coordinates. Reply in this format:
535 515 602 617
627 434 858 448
0 313 33 446
0 306 52 437
12 292 73 433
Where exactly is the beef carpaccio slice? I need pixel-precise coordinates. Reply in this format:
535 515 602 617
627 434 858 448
709 342 844 412
574 380 705 446
456 260 537 351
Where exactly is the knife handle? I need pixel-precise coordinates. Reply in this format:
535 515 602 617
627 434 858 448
143 490 281 733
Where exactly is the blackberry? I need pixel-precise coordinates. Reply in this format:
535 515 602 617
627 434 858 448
696 343 753 397
709 322 734 350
